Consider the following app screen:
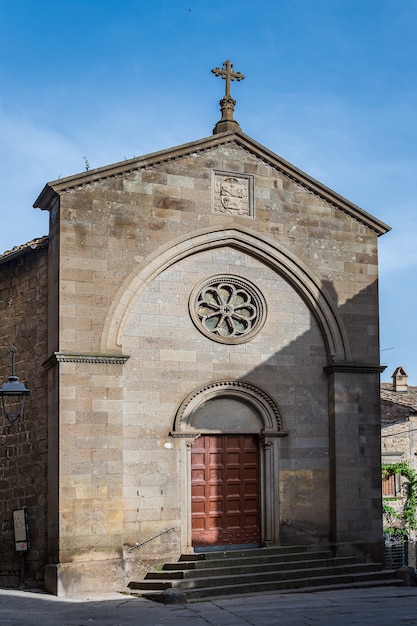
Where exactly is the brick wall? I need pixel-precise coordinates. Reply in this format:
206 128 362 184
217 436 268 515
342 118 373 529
0 241 49 588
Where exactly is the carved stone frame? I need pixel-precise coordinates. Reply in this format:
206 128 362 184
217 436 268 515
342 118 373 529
171 380 287 553
212 170 254 217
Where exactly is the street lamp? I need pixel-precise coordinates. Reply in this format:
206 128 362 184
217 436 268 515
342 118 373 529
0 348 30 423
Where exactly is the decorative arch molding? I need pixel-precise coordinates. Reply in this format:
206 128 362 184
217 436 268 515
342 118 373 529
100 226 351 361
171 379 286 436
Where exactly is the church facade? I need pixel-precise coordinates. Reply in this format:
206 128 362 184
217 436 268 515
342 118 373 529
0 64 390 594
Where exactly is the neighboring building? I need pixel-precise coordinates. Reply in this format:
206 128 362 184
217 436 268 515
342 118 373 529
0 237 49 589
0 63 390 595
381 367 417 538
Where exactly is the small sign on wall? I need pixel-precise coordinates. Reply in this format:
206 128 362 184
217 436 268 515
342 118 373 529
13 508 30 553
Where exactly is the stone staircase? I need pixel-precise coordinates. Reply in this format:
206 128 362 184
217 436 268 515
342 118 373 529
128 545 400 602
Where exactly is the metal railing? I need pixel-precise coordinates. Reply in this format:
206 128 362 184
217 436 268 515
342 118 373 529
385 538 409 569
127 526 178 553
282 519 322 537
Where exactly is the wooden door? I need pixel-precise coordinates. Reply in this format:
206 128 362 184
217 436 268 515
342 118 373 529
191 434 260 548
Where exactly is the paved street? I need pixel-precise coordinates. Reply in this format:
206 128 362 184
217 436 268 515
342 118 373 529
0 586 417 625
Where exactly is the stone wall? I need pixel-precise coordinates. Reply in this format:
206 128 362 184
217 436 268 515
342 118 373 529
0 241 49 588
121 246 329 579
37 135 385 592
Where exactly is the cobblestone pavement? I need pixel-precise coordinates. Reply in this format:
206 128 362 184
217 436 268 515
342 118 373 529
1 586 417 625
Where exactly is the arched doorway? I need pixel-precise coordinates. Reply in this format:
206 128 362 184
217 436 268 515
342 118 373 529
171 380 287 553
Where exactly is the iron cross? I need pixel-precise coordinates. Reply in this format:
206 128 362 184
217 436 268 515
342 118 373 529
211 60 245 99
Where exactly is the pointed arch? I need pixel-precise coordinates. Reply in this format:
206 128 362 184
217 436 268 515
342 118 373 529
100 226 351 361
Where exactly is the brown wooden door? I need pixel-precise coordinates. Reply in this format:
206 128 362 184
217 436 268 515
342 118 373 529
191 434 260 548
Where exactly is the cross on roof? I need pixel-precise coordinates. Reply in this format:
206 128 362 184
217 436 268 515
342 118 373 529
211 60 245 99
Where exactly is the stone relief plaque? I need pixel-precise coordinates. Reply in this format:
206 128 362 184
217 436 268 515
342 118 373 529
213 171 254 217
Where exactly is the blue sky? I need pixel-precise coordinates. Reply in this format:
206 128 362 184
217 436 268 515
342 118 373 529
1 0 416 382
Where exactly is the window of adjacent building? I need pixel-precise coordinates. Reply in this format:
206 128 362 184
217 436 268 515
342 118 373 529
382 472 401 497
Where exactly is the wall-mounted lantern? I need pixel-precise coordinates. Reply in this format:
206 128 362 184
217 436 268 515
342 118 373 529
0 347 30 423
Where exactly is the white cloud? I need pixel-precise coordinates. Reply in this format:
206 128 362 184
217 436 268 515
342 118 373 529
0 106 84 252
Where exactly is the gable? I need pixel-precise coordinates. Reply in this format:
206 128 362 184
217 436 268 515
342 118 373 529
33 130 390 236
32 128 387 370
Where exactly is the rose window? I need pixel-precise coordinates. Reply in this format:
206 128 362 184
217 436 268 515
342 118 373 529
189 275 266 344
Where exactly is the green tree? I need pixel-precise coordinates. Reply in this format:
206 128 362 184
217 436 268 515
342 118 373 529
382 462 417 537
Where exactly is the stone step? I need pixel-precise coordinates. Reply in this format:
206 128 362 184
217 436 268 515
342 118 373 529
169 549 335 570
182 569 399 600
279 577 402 595
179 544 310 562
132 562 385 591
148 556 358 580
138 570 399 602
127 546 399 602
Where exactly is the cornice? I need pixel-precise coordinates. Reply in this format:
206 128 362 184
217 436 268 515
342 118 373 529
324 362 387 375
42 352 130 370
33 134 237 205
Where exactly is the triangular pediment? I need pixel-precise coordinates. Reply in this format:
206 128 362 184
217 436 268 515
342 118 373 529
34 130 390 235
